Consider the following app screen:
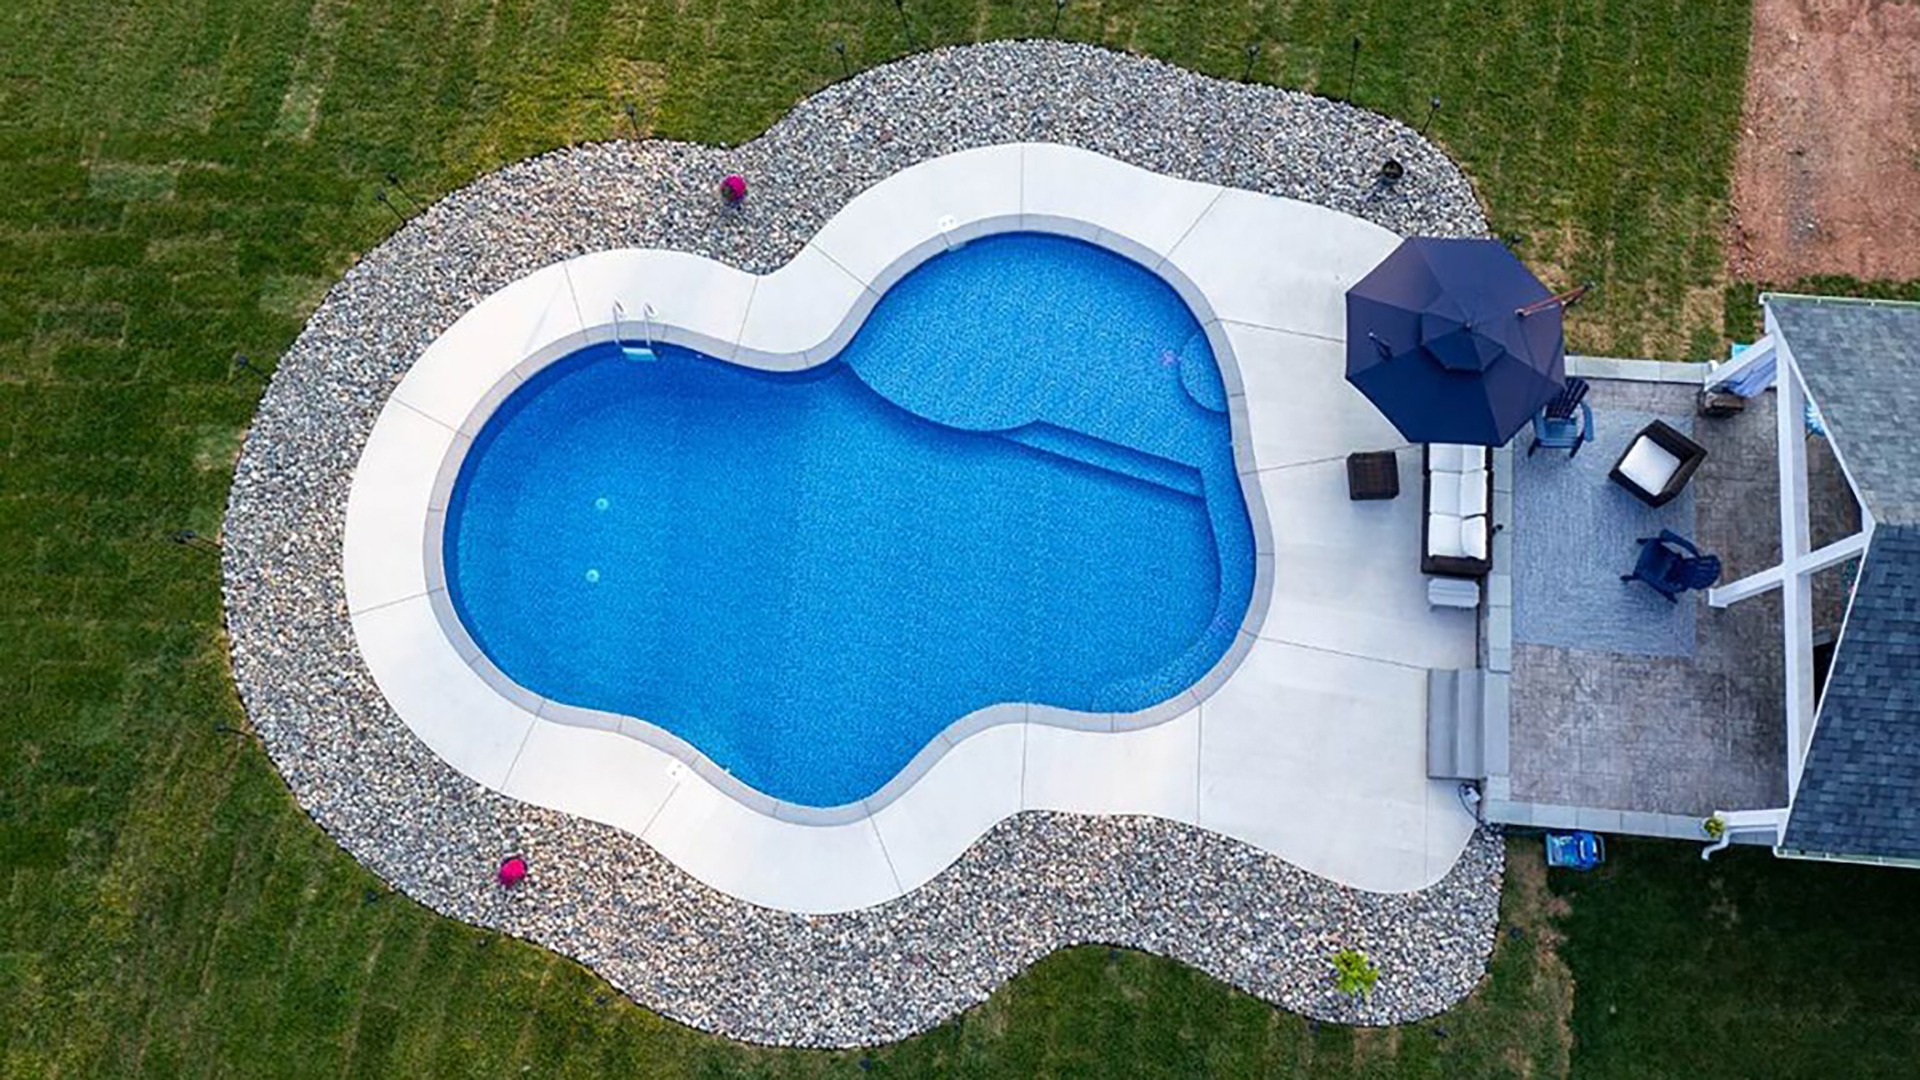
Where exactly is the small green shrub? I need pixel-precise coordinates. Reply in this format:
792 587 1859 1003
1703 815 1727 840
1331 948 1379 999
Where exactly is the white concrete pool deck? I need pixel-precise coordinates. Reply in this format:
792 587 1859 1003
343 143 1479 914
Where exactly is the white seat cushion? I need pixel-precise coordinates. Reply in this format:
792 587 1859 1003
1426 512 1490 561
1428 469 1489 517
1429 443 1490 474
1458 469 1489 516
1427 512 1464 558
1462 516 1488 561
1618 436 1682 495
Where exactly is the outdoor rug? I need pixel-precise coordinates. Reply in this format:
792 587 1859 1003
1512 408 1699 656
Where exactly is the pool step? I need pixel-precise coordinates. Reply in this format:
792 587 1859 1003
1000 422 1203 497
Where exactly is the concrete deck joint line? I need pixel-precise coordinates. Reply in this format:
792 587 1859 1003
1216 317 1346 344
559 259 587 334
393 396 462 435
1157 186 1229 269
869 816 906 895
347 588 432 619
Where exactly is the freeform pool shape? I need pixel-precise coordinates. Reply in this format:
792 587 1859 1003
445 235 1255 806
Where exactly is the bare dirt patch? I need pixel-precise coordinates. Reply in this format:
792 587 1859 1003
1729 0 1920 281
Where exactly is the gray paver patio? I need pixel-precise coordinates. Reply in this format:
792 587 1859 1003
1509 377 1859 816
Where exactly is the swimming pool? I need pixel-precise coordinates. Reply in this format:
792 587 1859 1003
444 233 1255 806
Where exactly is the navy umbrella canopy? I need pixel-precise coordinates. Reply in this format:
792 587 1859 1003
1345 237 1569 446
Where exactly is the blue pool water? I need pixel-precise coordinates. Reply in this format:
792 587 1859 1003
445 233 1255 806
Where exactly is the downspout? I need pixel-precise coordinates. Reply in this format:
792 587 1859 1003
1701 808 1790 860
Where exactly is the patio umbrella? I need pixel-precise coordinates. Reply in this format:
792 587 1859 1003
1345 237 1577 446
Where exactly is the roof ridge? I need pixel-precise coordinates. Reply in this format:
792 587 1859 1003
1763 291 1920 312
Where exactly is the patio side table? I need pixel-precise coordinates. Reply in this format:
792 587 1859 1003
1346 450 1400 501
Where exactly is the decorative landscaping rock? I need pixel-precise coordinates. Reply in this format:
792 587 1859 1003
222 39 1500 1047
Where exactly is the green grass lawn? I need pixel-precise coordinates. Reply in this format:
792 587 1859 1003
7 0 1920 1076
1558 840 1920 1080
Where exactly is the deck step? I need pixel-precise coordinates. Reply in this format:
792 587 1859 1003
1427 669 1488 780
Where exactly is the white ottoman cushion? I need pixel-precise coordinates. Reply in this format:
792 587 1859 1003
1428 577 1481 608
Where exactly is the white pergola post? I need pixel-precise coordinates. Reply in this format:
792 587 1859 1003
1776 354 1816 793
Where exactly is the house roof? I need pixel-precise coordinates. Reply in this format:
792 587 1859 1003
1780 525 1920 862
1767 295 1920 862
1770 295 1920 525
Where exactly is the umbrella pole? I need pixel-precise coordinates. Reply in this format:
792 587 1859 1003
1517 282 1593 318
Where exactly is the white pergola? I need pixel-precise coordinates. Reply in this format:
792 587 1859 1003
1697 304 1876 847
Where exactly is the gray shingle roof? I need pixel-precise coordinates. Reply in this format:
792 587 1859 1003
1768 295 1920 861
1781 525 1920 861
1769 295 1920 526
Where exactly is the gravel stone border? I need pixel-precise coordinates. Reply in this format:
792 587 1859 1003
223 40 1503 1047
